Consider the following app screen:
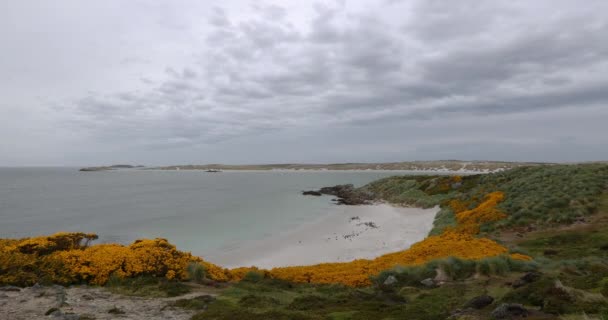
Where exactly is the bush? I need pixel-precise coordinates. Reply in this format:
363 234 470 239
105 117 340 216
187 262 206 283
242 270 266 283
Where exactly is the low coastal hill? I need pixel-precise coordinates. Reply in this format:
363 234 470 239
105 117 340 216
4 163 608 319
79 165 144 172
151 160 547 172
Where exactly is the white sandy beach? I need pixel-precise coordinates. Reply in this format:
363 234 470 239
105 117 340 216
206 204 439 269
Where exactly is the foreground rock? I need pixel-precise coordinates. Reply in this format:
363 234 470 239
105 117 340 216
302 184 374 205
491 303 528 319
463 295 494 309
0 284 216 320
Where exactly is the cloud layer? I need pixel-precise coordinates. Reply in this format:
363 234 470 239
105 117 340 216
1 0 608 165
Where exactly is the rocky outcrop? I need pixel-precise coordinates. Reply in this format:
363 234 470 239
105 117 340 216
302 190 322 196
302 184 374 205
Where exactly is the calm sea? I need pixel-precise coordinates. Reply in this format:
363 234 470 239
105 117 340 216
0 168 419 256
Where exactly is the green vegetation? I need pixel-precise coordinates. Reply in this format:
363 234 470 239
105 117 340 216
6 163 608 319
363 164 608 230
104 275 192 297
187 262 206 283
185 164 608 319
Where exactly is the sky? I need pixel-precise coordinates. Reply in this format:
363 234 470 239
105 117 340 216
1 0 608 166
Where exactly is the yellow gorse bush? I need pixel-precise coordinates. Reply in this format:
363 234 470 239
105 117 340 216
0 191 530 287
0 233 230 286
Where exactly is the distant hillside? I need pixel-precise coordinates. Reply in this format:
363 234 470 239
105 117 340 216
79 164 144 172
152 160 549 172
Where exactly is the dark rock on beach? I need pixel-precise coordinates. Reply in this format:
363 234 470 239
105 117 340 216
302 190 322 196
303 184 374 205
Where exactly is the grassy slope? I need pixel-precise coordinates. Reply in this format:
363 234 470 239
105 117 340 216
181 164 608 320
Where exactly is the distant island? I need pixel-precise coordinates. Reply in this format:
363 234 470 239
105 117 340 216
79 164 144 172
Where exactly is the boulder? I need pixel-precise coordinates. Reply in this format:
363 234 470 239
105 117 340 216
420 278 436 288
491 303 528 319
512 271 542 288
434 267 451 283
464 295 494 309
383 275 398 286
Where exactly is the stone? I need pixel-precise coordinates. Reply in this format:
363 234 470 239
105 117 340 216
81 294 94 301
490 303 528 319
434 267 451 283
420 278 436 288
512 271 542 288
383 275 398 286
463 295 494 309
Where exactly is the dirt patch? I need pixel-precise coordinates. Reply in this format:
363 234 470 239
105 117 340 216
0 284 221 320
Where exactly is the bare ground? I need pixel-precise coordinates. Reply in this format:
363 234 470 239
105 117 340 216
0 284 219 320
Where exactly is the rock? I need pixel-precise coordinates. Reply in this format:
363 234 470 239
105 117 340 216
31 283 43 290
0 286 21 292
520 271 542 283
448 308 474 320
47 308 63 317
0 293 9 299
383 275 398 286
451 182 462 189
464 295 494 309
420 278 436 288
490 303 528 319
302 190 322 196
108 306 125 314
512 271 542 288
319 184 355 196
81 294 94 301
434 267 451 283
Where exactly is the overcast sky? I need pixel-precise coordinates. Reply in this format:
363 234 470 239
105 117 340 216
1 0 608 166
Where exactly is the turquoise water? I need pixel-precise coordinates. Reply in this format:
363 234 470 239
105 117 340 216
0 168 415 256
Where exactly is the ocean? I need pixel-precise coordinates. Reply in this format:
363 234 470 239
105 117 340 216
0 167 417 257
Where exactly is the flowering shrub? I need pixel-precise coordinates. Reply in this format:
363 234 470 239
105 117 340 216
0 233 223 286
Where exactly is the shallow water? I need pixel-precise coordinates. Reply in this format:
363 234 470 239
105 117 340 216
0 168 424 256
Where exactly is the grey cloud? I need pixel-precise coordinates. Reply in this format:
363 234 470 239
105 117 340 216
4 0 607 165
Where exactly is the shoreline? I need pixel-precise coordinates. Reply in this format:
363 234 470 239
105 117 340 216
205 203 439 269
